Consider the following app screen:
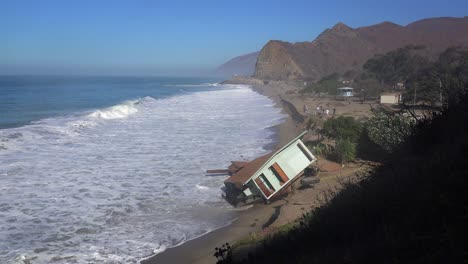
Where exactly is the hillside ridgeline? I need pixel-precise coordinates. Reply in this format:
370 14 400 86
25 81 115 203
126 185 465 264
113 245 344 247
254 17 468 81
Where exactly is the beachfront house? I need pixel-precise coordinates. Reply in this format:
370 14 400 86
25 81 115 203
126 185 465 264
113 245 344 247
223 131 316 204
380 92 402 105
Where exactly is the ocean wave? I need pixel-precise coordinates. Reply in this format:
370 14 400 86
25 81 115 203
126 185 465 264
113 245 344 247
164 82 219 87
0 97 158 150
87 96 158 120
195 184 210 191
88 100 139 120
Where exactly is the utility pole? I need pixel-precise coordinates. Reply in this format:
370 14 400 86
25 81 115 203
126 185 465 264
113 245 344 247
413 83 417 106
439 78 443 104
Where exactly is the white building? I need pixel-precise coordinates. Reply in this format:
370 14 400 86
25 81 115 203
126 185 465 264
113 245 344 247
380 93 402 105
336 87 354 97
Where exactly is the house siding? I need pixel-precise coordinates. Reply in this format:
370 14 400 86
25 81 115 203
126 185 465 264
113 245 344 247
249 138 315 199
263 168 282 191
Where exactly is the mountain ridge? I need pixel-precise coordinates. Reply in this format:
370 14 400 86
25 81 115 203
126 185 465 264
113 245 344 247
253 16 468 81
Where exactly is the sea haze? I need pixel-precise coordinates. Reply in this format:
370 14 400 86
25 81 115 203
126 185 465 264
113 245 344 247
0 76 286 263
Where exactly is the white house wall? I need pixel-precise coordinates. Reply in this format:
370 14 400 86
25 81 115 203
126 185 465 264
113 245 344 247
381 95 399 104
249 139 315 199
275 142 311 178
264 167 282 190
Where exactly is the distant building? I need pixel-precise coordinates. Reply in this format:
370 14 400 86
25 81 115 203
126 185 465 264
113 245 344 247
222 131 316 204
336 87 354 97
380 92 402 105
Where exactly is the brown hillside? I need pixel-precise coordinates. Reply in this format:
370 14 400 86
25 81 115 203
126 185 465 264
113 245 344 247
254 17 468 81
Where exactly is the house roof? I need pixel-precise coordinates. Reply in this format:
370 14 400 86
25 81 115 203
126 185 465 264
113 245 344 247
337 87 354 90
380 92 402 96
224 131 309 187
224 153 273 186
228 161 249 174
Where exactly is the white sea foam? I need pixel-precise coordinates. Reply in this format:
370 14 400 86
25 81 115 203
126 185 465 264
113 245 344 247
195 184 210 191
0 85 286 263
88 100 139 119
164 82 219 87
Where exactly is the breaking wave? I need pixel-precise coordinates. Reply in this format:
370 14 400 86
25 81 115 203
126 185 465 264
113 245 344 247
164 82 219 87
88 97 156 120
88 101 138 119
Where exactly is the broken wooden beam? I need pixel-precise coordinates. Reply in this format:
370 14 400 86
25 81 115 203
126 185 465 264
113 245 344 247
206 169 230 174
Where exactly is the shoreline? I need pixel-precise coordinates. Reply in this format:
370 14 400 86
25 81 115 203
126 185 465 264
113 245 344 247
142 76 373 263
142 79 305 264
249 82 304 148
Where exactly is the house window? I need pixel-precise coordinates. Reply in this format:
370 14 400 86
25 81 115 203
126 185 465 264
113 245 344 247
270 163 289 185
271 167 285 185
297 143 313 161
254 174 274 198
260 174 275 192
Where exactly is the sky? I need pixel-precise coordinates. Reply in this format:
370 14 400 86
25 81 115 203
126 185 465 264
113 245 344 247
1 0 467 76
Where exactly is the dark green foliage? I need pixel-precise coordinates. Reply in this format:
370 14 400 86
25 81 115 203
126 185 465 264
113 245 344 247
365 108 416 153
233 94 468 264
406 47 468 107
405 65 440 105
302 73 343 94
334 138 356 163
354 78 387 98
435 47 468 107
305 140 334 157
214 243 232 264
363 45 428 85
363 46 468 107
356 127 388 162
322 116 363 142
321 116 362 162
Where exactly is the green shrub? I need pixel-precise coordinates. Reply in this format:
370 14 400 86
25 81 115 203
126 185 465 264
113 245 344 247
335 138 356 163
366 109 415 152
305 141 334 157
322 116 363 142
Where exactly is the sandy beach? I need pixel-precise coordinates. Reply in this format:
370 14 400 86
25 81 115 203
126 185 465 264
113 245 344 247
142 78 372 264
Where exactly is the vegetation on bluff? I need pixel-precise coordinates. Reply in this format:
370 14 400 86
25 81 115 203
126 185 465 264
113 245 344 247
301 73 343 95
321 116 362 163
229 91 468 264
219 46 468 264
302 46 468 107
363 46 468 107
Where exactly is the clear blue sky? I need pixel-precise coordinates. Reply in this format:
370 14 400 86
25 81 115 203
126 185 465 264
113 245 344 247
1 0 467 76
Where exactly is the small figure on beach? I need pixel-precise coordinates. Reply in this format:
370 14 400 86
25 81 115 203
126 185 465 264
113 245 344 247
303 104 309 114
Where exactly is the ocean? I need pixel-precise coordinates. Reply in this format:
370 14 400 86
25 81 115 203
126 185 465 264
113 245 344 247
0 76 285 263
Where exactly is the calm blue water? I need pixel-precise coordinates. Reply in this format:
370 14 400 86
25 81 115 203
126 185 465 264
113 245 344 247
0 76 221 129
0 75 285 263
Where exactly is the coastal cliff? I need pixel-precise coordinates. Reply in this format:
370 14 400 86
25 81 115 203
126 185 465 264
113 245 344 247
215 51 260 77
253 16 468 81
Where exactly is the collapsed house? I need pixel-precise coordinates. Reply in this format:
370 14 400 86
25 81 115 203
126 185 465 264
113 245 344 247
222 131 316 205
